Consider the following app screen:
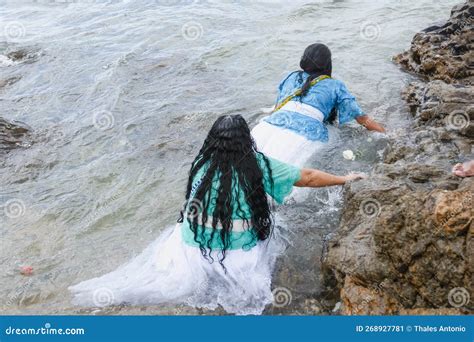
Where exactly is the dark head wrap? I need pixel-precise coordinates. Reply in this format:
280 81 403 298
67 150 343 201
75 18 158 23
299 43 336 124
299 43 332 96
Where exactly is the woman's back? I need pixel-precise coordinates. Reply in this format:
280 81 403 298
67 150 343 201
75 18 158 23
276 72 347 118
252 42 385 165
181 153 301 251
264 71 365 143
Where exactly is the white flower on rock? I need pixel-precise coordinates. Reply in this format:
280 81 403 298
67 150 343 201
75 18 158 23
343 150 355 161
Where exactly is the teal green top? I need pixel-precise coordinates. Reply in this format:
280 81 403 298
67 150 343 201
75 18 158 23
181 154 301 251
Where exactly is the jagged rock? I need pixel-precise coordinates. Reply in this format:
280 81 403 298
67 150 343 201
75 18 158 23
402 80 474 138
325 174 473 314
394 2 473 84
324 1 474 315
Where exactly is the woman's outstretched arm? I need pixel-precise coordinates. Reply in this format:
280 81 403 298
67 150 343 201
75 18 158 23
294 169 366 188
356 115 386 133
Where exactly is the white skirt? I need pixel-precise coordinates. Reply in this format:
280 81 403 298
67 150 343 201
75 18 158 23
69 224 286 315
251 120 325 167
252 120 326 202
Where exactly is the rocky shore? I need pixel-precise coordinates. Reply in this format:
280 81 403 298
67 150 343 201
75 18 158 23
323 1 473 315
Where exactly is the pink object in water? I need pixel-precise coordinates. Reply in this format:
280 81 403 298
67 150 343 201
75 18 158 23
20 266 33 276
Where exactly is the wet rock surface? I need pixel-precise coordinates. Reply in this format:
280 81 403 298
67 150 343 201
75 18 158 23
393 2 473 84
0 45 39 153
324 1 473 315
0 44 41 66
0 117 31 153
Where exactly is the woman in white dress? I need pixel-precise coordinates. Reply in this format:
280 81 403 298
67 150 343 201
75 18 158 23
252 43 385 166
69 115 365 315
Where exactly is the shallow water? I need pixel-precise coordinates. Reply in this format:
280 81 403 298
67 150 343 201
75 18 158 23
0 0 459 314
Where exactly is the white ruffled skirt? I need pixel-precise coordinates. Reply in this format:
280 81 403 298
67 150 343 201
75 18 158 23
69 224 287 315
251 120 325 167
251 119 326 202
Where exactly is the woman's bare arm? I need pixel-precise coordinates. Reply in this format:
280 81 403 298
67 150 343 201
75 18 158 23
356 115 386 133
294 169 365 188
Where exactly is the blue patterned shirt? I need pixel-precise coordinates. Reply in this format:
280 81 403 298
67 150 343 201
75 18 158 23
264 71 364 142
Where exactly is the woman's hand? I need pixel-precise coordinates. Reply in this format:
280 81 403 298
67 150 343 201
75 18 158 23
295 169 367 188
356 115 386 133
343 172 367 182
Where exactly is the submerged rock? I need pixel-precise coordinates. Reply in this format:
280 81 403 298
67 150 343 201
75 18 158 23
0 45 38 153
324 1 473 315
0 46 40 67
0 76 21 90
0 117 31 152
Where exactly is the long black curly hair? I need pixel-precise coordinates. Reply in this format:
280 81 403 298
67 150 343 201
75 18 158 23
298 43 337 124
178 115 274 268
